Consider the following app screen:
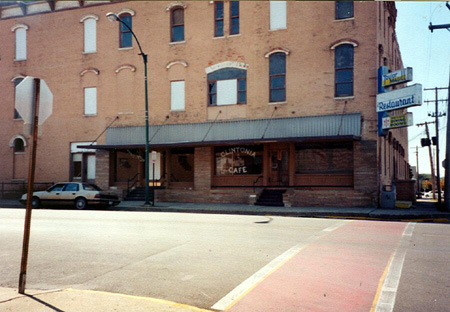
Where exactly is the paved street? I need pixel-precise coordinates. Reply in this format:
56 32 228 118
1 208 449 311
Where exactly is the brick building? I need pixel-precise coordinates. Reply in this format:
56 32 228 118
0 1 410 207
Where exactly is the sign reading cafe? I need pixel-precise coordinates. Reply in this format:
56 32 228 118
215 146 261 175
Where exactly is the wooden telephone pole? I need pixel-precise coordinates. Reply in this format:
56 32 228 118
417 121 436 199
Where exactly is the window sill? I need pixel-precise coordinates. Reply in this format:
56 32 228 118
83 114 97 117
82 51 97 55
169 41 186 45
269 28 287 32
228 33 241 37
13 118 23 121
209 103 246 107
170 109 186 112
118 47 134 51
335 17 355 22
268 101 287 105
14 152 25 155
334 96 355 101
213 36 225 40
14 59 27 62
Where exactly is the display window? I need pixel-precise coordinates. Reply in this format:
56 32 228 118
214 145 263 176
295 142 353 174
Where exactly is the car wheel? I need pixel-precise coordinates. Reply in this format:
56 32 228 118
75 197 87 210
31 197 40 209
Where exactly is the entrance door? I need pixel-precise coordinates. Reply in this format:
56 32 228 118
269 149 289 186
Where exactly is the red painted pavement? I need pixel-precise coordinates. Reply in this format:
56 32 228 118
228 221 407 312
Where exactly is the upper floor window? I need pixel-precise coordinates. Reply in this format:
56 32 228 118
207 68 247 106
84 87 97 115
171 8 185 42
119 13 133 48
335 44 354 97
81 15 98 53
269 53 286 102
215 1 224 37
335 1 354 20
13 138 25 153
12 24 28 61
230 1 239 35
14 78 24 119
171 80 185 111
270 1 286 30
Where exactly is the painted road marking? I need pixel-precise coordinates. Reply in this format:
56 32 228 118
371 222 416 312
66 288 211 312
220 221 407 312
211 221 349 311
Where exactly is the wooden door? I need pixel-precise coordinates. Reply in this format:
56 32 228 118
269 149 289 186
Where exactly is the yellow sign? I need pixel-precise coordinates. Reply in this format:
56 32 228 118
382 113 413 129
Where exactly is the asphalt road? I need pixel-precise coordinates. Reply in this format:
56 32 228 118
0 208 449 311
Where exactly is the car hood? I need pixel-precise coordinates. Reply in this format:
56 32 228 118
21 191 46 200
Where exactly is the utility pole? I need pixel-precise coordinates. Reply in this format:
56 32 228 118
424 87 447 205
428 1 450 210
414 146 419 193
417 121 436 199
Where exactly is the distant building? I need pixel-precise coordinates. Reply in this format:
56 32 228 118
0 1 409 207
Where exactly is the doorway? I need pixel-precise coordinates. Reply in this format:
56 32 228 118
269 149 289 186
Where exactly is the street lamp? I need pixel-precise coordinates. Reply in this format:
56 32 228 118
106 12 151 206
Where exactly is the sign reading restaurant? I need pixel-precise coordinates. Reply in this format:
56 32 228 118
382 112 413 130
382 67 413 87
376 83 422 112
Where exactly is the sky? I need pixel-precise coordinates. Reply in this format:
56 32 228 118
396 1 450 176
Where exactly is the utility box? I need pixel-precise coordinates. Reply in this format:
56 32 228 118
381 185 396 209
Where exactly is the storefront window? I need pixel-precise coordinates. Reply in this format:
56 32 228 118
170 148 194 182
215 146 263 175
295 142 353 174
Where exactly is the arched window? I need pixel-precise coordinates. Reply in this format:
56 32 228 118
171 8 184 42
80 15 98 53
13 77 24 119
14 138 25 153
207 68 246 106
119 13 133 48
11 24 29 61
269 53 286 102
335 44 354 97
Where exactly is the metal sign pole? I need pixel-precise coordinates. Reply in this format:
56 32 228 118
152 162 155 206
19 78 40 294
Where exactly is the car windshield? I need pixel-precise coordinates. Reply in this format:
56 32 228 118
82 184 103 191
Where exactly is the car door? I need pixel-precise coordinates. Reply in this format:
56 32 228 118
40 183 66 206
61 183 80 205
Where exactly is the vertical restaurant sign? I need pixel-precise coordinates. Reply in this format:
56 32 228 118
382 112 413 130
382 67 413 87
376 83 422 112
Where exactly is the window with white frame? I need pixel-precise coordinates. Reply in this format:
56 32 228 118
82 17 97 53
207 68 246 106
12 24 28 61
84 87 97 115
171 81 185 111
270 1 286 30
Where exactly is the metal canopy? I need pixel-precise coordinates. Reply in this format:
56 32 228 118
95 113 361 149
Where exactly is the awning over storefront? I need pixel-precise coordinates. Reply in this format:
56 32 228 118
84 113 361 149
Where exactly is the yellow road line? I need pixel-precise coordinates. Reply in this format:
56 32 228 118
66 288 211 312
370 252 394 312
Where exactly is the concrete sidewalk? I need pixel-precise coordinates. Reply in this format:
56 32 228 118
0 287 211 312
1 199 449 221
